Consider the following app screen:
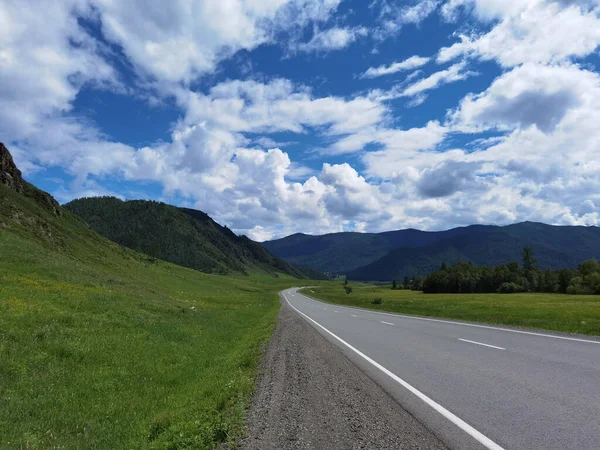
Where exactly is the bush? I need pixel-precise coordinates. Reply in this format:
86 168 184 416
344 285 353 294
371 297 383 305
496 282 524 294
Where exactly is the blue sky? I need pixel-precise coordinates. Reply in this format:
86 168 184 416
2 0 600 240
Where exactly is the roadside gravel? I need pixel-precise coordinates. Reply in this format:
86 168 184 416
240 294 448 450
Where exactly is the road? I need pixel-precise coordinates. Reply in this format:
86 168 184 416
282 288 600 450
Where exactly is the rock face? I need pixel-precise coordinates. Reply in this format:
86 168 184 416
0 142 61 216
0 142 25 194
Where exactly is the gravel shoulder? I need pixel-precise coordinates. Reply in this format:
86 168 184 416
240 294 448 450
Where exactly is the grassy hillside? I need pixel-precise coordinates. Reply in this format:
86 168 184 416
265 223 600 279
65 197 326 280
0 182 302 449
301 283 600 336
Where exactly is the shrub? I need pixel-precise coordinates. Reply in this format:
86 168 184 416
344 285 353 294
496 282 524 294
371 297 383 305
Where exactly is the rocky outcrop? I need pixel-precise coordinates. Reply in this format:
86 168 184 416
0 142 25 193
0 142 61 216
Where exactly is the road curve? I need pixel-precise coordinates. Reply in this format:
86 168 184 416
283 288 600 450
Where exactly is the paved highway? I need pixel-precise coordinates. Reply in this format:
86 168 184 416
282 288 600 450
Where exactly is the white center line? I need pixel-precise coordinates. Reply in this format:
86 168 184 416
459 338 505 350
381 321 395 326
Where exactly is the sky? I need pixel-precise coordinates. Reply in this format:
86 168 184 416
1 0 600 241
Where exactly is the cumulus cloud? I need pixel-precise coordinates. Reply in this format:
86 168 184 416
0 0 120 143
438 0 600 67
449 63 592 133
417 160 485 198
361 55 430 78
93 0 343 82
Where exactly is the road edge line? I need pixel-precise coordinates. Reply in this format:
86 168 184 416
283 290 505 450
296 289 600 345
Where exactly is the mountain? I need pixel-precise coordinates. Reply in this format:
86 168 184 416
347 227 600 281
263 222 600 281
64 196 326 279
262 225 495 274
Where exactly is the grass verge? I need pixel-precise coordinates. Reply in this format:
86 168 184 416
300 283 600 336
0 185 301 449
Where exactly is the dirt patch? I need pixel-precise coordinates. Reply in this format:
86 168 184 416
241 295 448 450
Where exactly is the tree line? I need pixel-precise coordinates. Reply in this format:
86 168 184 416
416 247 600 294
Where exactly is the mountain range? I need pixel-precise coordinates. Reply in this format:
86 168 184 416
263 223 600 281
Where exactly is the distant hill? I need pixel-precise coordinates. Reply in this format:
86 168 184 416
65 197 326 279
262 225 494 274
263 222 600 280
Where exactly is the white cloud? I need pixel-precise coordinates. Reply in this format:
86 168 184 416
402 61 476 96
438 1 600 67
92 0 342 82
0 0 120 143
373 0 440 40
296 26 368 53
449 63 594 133
361 55 430 78
371 61 477 104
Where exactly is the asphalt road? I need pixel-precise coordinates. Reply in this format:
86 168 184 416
282 288 600 450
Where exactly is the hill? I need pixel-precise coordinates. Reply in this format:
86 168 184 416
64 197 326 279
263 222 600 280
0 142 310 448
262 225 489 274
347 225 600 281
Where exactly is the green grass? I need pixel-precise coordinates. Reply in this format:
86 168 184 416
0 185 302 449
301 283 600 336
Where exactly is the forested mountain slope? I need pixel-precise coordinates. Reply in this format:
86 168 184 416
262 225 490 274
347 227 600 281
264 222 600 279
65 197 326 279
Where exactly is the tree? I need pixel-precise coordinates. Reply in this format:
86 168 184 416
412 276 424 291
579 259 600 277
392 279 397 290
344 279 348 285
403 276 410 289
523 246 537 272
441 262 448 271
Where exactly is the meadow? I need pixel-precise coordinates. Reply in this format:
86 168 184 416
0 184 302 450
301 282 600 336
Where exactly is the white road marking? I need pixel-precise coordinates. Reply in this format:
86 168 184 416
296 289 600 345
459 338 505 350
381 321 395 326
283 293 504 450
334 310 339 313
351 314 358 318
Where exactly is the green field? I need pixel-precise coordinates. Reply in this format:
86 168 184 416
301 283 600 336
0 185 301 449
